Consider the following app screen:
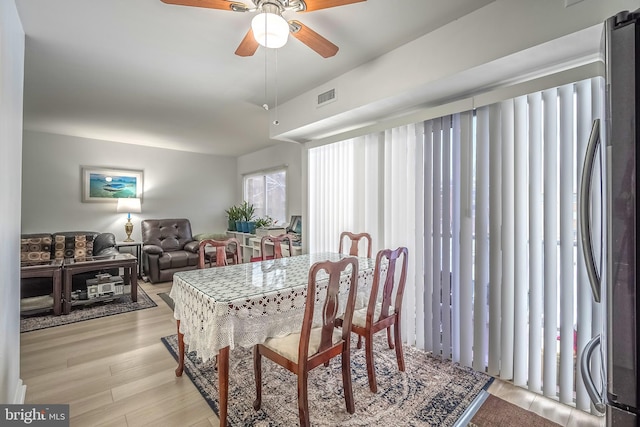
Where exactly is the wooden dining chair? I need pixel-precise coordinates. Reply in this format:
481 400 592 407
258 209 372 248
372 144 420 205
340 246 408 393
339 231 372 258
197 238 241 269
338 231 373 348
253 257 359 427
252 233 294 262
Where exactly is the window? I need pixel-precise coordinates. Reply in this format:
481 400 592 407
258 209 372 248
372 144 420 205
243 168 287 225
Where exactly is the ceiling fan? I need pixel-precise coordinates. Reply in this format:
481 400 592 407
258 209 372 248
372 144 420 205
160 0 366 58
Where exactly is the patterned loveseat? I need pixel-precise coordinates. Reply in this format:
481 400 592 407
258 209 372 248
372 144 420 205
20 231 120 297
21 231 119 262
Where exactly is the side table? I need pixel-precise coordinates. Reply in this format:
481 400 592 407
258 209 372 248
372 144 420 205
115 241 143 278
20 259 63 316
62 253 138 314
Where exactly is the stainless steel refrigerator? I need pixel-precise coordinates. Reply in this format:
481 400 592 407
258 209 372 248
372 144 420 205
581 8 640 426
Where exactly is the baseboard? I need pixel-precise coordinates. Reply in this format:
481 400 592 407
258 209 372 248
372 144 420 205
12 379 26 404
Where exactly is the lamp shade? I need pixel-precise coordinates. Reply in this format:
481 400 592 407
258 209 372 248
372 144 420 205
251 11 289 48
116 198 141 214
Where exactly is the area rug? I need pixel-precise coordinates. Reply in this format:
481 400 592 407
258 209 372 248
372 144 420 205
161 333 493 426
21 285 156 333
469 394 562 427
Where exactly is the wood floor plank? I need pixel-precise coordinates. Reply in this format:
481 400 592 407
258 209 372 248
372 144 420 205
92 415 129 427
68 390 114 419
71 379 201 426
109 342 177 375
126 391 214 426
188 418 218 427
110 369 186 402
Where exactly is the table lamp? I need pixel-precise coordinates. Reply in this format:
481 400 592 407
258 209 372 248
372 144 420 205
116 198 141 242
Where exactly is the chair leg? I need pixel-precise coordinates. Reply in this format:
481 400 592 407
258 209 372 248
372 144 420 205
365 333 377 393
297 370 310 427
342 347 355 414
253 346 262 410
394 319 405 372
357 334 363 349
387 326 394 349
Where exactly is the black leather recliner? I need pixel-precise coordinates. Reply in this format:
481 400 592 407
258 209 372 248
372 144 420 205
141 219 199 283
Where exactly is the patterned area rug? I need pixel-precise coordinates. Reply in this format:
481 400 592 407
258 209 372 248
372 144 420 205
469 394 562 427
161 334 493 426
21 285 156 333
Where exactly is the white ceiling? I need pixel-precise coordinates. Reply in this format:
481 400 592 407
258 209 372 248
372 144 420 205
15 0 496 156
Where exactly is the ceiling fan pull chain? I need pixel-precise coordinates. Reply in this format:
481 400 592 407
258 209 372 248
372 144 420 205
263 25 268 111
274 47 279 125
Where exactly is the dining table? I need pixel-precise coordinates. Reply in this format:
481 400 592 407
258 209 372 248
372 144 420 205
169 252 379 427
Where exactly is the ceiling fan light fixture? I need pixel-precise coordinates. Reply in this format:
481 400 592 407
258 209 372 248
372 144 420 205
251 11 289 49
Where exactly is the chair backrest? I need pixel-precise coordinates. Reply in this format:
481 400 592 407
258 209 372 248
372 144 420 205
299 257 359 363
141 219 194 252
260 234 294 261
198 238 240 269
368 247 408 323
338 231 372 258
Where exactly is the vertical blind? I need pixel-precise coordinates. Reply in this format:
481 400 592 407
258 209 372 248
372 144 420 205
307 76 603 412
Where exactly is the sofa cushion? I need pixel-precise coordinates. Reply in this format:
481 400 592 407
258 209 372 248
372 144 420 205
53 232 98 260
20 234 52 262
158 251 199 270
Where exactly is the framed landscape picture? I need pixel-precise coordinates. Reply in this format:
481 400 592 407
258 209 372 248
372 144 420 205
82 167 143 202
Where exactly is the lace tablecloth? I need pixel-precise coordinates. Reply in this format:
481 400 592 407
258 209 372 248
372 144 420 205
170 252 378 362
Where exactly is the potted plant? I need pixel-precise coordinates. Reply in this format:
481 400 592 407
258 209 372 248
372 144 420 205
225 205 242 231
254 216 273 229
239 201 255 233
252 216 273 235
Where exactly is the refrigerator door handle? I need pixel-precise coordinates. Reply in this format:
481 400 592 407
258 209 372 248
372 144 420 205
580 334 606 413
579 118 602 302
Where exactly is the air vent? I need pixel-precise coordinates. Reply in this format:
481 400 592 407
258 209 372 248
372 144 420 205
317 88 336 107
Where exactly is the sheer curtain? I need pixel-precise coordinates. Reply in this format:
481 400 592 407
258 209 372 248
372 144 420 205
307 76 603 412
308 126 426 348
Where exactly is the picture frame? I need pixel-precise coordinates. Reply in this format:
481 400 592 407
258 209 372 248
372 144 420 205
287 215 302 235
81 167 143 202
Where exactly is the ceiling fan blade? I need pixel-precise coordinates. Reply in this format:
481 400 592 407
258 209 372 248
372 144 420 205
235 28 259 57
299 0 366 12
290 21 338 58
160 0 244 11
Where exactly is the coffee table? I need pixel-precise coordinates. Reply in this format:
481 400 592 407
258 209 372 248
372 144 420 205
62 253 138 314
20 259 63 316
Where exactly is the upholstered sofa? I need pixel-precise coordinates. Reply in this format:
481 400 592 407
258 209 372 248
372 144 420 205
20 231 120 297
141 219 199 283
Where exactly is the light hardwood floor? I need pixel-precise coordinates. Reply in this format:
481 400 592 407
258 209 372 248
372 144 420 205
21 280 605 426
21 281 219 427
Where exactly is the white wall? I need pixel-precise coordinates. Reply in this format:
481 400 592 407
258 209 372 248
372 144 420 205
236 141 303 223
22 131 237 241
0 0 25 405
